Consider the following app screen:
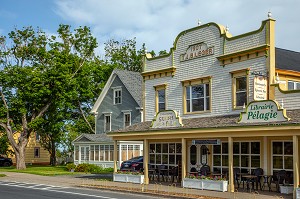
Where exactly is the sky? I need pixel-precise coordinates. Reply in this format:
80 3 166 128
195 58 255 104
1 0 300 56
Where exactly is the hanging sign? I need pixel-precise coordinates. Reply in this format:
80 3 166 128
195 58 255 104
254 76 268 101
238 100 289 123
151 110 183 128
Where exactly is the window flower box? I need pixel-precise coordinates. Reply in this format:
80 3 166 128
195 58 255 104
183 178 228 192
113 173 144 184
280 185 293 194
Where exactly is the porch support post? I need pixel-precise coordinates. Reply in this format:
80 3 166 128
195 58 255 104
144 139 149 184
293 135 299 198
113 140 118 173
228 136 234 192
181 138 187 186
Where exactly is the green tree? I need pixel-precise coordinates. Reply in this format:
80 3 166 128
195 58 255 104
0 133 13 156
104 38 146 72
0 24 98 169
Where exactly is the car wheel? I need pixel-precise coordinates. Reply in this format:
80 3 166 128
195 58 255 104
3 162 11 167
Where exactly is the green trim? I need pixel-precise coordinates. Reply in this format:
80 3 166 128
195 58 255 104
272 83 300 94
237 100 290 123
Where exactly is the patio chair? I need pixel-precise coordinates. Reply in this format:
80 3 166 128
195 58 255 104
271 170 287 192
251 168 263 190
233 168 241 188
199 165 210 176
157 165 168 182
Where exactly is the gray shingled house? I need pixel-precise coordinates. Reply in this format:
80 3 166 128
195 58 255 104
73 69 143 168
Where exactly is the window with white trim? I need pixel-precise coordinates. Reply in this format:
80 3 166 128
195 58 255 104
272 141 293 174
212 141 260 174
113 88 122 104
104 115 111 132
288 80 300 90
124 112 131 127
34 147 40 158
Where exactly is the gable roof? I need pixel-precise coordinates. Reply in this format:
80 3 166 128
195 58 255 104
72 133 112 143
276 48 300 72
91 69 142 113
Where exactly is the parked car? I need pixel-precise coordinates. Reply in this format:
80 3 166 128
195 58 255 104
0 155 13 167
120 156 143 172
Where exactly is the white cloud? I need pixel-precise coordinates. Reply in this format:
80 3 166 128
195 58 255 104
54 0 300 54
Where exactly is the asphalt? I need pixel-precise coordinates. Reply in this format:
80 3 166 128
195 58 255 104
0 172 293 199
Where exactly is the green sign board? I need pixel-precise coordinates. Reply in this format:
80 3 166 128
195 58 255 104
238 100 289 123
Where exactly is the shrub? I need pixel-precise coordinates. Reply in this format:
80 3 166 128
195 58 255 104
66 163 76 171
74 163 104 173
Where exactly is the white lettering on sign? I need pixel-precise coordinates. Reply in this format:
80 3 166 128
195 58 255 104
238 100 289 123
180 43 214 61
254 76 268 101
151 110 183 128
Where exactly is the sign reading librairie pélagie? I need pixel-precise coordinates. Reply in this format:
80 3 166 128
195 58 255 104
238 100 289 123
151 110 183 128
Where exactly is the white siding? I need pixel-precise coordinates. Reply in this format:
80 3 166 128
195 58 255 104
275 88 300 110
144 23 268 121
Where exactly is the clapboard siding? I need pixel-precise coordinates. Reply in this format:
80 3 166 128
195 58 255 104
275 88 300 110
144 22 268 121
96 76 141 133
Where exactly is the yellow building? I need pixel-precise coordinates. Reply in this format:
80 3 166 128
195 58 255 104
8 132 50 165
108 14 300 195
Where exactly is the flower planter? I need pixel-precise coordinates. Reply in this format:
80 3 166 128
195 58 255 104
183 178 228 192
296 188 300 198
280 185 293 194
113 174 144 184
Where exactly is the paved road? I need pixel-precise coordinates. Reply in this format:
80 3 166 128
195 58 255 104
0 181 169 199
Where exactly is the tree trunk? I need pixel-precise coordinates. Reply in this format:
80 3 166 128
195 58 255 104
15 143 27 170
50 138 56 166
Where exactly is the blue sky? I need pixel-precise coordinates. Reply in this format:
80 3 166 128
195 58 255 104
1 0 300 56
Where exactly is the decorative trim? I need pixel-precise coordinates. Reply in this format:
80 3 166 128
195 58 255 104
142 67 176 80
181 76 212 86
154 84 167 90
276 69 300 78
217 45 269 66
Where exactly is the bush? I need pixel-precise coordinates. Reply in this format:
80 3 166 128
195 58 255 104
66 163 76 171
74 163 103 173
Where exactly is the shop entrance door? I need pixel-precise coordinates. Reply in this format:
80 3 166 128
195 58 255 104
188 144 209 173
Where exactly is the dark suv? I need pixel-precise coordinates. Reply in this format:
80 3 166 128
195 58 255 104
0 155 13 167
120 156 143 172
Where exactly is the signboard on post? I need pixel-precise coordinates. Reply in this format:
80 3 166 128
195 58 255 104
238 100 290 123
254 76 268 101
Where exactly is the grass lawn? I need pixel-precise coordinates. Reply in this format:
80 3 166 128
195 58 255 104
0 165 81 176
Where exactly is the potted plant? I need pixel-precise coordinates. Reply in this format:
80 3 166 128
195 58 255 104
183 174 228 192
113 170 144 184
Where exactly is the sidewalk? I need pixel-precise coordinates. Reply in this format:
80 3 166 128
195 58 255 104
0 172 293 199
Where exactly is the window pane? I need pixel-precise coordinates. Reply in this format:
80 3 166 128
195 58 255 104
251 142 260 154
176 143 182 153
214 145 221 154
156 144 161 153
150 154 155 164
186 100 190 112
162 144 168 153
169 155 175 164
150 144 155 153
273 142 283 154
159 103 165 111
288 81 294 90
205 84 209 97
162 154 168 164
156 154 161 164
192 98 204 111
222 155 228 166
236 92 247 106
190 145 197 165
169 144 175 153
206 97 210 110
222 143 228 154
241 142 249 154
192 85 204 98
186 87 190 100
236 77 247 91
233 142 239 154
284 156 293 169
251 156 260 167
241 155 249 167
273 156 283 169
158 90 165 102
233 155 239 167
213 155 221 166
284 142 293 155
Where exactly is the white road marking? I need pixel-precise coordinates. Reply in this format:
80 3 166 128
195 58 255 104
0 181 119 199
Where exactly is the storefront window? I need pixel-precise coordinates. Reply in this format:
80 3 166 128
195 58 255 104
272 141 293 173
190 145 197 165
213 141 260 173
